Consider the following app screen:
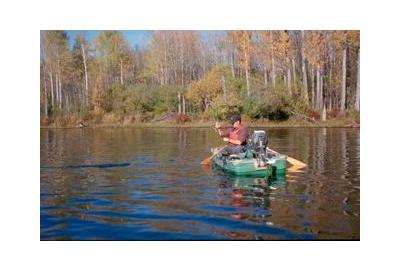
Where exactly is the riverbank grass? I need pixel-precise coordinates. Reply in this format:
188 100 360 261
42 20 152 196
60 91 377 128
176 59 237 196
41 111 359 129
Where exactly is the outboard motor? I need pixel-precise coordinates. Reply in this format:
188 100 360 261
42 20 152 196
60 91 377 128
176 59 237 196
249 130 269 167
251 130 268 153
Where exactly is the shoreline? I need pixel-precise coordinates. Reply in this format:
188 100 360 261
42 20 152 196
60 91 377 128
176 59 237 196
40 119 360 129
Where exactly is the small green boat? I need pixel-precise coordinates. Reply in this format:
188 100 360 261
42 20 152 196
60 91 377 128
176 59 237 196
212 130 287 177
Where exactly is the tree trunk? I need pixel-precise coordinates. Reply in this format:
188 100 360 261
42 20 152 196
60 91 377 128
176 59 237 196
270 31 276 89
81 44 89 108
58 70 62 110
301 31 308 104
287 66 292 97
319 67 324 111
43 71 48 117
341 46 347 111
311 68 315 108
292 58 296 93
49 70 54 109
173 63 177 85
316 65 320 110
284 74 287 89
263 65 268 89
55 72 59 110
245 51 250 96
160 67 164 85
355 48 360 111
120 60 124 85
56 57 62 111
182 95 186 115
271 52 276 89
231 48 235 78
328 64 332 111
221 75 226 101
164 34 168 85
181 51 184 86
65 92 70 113
180 38 184 86
178 92 181 114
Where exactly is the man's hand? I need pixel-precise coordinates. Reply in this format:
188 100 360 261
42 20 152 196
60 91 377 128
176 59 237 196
215 122 222 129
223 137 241 145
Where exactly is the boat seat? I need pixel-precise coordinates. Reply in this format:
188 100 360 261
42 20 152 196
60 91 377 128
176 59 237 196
228 153 245 160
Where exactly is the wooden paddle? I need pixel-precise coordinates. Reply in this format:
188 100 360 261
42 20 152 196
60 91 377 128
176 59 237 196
201 123 226 166
267 147 307 169
201 146 227 165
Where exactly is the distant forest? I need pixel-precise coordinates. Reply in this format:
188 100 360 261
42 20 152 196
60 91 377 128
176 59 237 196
40 30 360 123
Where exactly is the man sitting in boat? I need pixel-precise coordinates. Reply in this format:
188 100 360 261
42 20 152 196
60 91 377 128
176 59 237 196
215 114 249 156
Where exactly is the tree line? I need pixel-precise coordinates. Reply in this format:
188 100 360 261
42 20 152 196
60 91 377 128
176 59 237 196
40 30 360 121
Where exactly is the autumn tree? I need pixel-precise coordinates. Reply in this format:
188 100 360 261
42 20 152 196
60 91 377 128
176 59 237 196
95 31 132 87
40 30 360 122
186 65 243 114
304 30 326 110
71 33 90 111
224 31 237 78
228 30 254 96
300 30 309 105
273 31 292 96
42 30 70 113
258 30 274 89
347 31 360 111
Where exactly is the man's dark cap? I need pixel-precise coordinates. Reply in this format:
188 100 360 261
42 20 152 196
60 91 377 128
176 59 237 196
229 114 241 124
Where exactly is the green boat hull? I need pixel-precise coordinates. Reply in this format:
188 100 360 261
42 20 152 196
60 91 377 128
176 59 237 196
213 157 273 177
212 149 287 177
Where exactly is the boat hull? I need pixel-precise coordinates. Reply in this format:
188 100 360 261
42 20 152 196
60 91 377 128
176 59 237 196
212 149 287 177
213 156 272 177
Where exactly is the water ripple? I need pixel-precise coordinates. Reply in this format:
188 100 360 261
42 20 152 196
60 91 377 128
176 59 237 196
41 127 359 240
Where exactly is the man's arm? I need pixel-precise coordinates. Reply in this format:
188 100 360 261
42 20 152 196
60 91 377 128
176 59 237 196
222 137 242 145
225 127 248 145
215 122 230 137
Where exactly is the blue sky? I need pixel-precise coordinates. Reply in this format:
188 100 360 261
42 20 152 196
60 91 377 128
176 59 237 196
66 30 151 48
66 30 221 49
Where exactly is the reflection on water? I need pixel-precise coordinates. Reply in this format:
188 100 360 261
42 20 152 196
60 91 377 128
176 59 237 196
41 127 359 240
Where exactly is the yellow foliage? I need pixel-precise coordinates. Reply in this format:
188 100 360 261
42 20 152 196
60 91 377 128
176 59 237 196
273 30 290 65
227 30 254 71
210 92 244 120
187 66 228 108
305 30 325 66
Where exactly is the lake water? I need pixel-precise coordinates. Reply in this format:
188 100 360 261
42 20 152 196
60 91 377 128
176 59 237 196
40 127 360 240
